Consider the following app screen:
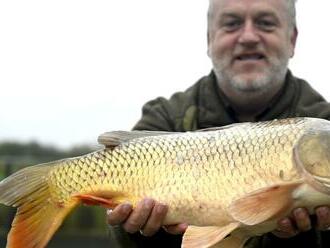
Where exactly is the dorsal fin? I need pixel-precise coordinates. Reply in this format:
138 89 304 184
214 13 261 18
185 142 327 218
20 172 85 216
198 122 250 132
98 123 250 148
98 130 175 148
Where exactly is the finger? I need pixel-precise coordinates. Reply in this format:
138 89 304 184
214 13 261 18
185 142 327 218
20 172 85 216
122 198 155 233
292 208 311 232
315 206 330 231
140 202 168 236
163 223 188 235
272 218 298 238
107 203 132 226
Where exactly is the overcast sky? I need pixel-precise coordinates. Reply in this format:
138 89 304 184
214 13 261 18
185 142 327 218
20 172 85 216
1 1 329 149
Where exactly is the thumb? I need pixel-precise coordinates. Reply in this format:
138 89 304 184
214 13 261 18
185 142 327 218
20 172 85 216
163 223 188 235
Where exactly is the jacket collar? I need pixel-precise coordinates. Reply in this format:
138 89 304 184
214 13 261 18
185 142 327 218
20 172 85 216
197 70 298 128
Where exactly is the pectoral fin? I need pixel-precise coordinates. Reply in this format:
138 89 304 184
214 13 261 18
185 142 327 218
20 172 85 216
229 183 301 225
74 194 117 208
182 222 240 248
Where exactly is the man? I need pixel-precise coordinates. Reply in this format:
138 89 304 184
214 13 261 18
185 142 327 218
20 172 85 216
106 0 330 247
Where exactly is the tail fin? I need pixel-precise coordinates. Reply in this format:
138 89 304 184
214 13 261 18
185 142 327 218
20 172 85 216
0 163 78 248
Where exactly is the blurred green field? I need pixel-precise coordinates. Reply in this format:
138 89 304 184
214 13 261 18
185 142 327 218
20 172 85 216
0 142 111 247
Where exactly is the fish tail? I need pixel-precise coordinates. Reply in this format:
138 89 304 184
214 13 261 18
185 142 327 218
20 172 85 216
0 163 78 248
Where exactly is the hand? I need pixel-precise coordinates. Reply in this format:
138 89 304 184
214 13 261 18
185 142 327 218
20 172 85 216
107 198 188 236
272 206 330 238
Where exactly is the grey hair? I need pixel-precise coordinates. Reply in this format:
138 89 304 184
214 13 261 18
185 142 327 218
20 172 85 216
208 0 297 30
286 0 297 28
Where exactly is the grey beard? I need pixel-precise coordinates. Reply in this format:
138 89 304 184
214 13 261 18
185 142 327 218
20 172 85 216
213 57 289 94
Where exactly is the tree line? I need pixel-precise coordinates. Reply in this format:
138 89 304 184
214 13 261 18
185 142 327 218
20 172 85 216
0 141 97 170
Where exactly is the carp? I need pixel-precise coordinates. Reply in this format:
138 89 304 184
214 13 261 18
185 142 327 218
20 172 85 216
1 117 330 248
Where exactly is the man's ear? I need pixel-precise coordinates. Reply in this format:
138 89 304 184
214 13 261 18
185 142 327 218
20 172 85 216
207 30 211 57
289 27 298 58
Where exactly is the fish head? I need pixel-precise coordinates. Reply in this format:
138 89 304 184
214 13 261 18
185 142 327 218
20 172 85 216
295 129 330 194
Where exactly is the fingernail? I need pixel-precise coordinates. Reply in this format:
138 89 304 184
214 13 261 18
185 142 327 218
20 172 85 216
316 206 329 216
293 208 306 218
279 218 290 227
106 209 113 215
180 223 189 231
278 217 297 235
144 198 154 209
122 203 132 214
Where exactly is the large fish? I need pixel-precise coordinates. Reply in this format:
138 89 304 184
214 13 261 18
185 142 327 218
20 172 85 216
1 117 330 248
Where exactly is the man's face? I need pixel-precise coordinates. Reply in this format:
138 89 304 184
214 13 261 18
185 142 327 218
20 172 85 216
208 0 297 94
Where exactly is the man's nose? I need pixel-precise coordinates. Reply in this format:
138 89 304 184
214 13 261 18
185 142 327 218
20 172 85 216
238 21 260 46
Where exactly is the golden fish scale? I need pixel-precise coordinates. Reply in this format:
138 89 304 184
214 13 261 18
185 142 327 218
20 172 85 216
48 118 308 225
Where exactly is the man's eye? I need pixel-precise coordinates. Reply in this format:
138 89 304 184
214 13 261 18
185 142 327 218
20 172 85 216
256 20 276 30
223 20 241 31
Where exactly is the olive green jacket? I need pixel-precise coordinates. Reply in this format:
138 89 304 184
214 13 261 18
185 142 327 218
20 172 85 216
108 70 330 248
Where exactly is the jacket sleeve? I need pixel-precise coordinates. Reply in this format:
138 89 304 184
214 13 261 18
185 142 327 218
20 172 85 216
133 97 177 131
132 91 200 132
294 79 330 120
245 229 323 248
108 225 139 248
